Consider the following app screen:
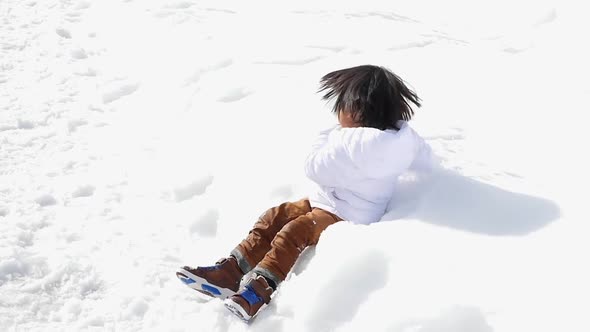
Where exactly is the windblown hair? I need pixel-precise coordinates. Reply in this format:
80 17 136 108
319 65 421 130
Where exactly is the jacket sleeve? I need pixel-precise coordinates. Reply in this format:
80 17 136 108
304 125 347 187
409 134 439 172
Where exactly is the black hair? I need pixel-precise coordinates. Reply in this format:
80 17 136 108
318 65 421 130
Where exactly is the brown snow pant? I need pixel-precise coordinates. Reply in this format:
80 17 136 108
230 198 342 286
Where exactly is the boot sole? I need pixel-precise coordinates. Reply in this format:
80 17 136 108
176 268 237 299
223 298 267 322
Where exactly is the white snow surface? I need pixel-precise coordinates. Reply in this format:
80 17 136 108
1 0 589 331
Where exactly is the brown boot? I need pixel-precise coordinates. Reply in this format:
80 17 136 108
176 257 244 299
224 273 274 321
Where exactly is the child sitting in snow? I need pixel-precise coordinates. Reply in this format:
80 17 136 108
176 65 436 321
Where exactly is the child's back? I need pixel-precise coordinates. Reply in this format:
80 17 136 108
305 65 436 224
305 121 434 224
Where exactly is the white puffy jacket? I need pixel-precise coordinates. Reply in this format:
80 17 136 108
304 121 435 224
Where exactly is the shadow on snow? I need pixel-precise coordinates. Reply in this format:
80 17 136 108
383 169 561 236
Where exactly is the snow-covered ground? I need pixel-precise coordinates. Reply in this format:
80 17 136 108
1 0 589 331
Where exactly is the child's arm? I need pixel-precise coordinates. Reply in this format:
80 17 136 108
304 125 346 187
409 135 439 172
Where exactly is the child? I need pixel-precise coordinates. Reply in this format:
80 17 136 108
176 65 436 321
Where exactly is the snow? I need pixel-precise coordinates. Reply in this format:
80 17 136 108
1 0 589 331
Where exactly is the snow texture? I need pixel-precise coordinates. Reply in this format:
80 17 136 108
1 0 589 331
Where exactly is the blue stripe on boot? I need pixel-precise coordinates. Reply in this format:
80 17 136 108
241 286 262 305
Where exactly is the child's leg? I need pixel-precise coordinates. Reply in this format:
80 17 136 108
223 207 341 321
251 207 342 287
231 199 312 275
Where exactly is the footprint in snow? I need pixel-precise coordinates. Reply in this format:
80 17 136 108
74 67 97 77
72 185 95 198
35 194 57 207
189 209 219 237
217 87 252 103
534 9 557 27
74 1 92 10
70 48 88 60
0 125 17 132
17 119 35 130
68 119 88 133
122 298 149 319
102 82 140 104
56 28 71 39
173 176 214 202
